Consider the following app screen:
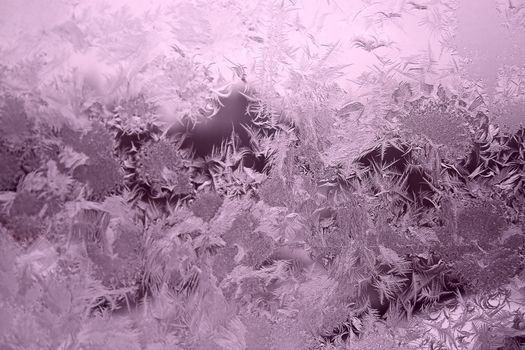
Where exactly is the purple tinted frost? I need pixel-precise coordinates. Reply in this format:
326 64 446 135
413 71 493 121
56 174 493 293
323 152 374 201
1 1 525 349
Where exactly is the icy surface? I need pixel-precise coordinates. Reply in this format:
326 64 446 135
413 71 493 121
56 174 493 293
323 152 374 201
1 1 525 349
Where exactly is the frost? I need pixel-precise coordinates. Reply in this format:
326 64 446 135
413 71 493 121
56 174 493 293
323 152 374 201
0 143 24 192
400 92 473 159
2 1 525 349
190 191 224 222
136 139 189 194
0 94 33 144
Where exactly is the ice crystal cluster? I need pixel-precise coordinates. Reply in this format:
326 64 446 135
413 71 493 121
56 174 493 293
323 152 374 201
1 1 525 350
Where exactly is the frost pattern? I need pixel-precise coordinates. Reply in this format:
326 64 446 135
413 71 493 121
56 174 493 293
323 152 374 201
1 1 525 350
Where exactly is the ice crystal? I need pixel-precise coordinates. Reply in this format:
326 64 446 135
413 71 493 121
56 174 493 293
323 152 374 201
258 175 294 208
18 142 42 174
110 94 160 140
136 139 191 195
459 249 523 292
86 220 143 289
240 231 275 267
212 246 238 283
9 191 45 217
72 156 125 201
3 2 525 349
493 65 525 133
344 331 411 350
76 316 141 350
287 141 326 182
3 215 45 243
0 94 33 145
0 143 24 192
456 201 507 250
222 213 259 245
400 94 473 159
190 191 224 222
59 122 115 160
139 54 214 121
